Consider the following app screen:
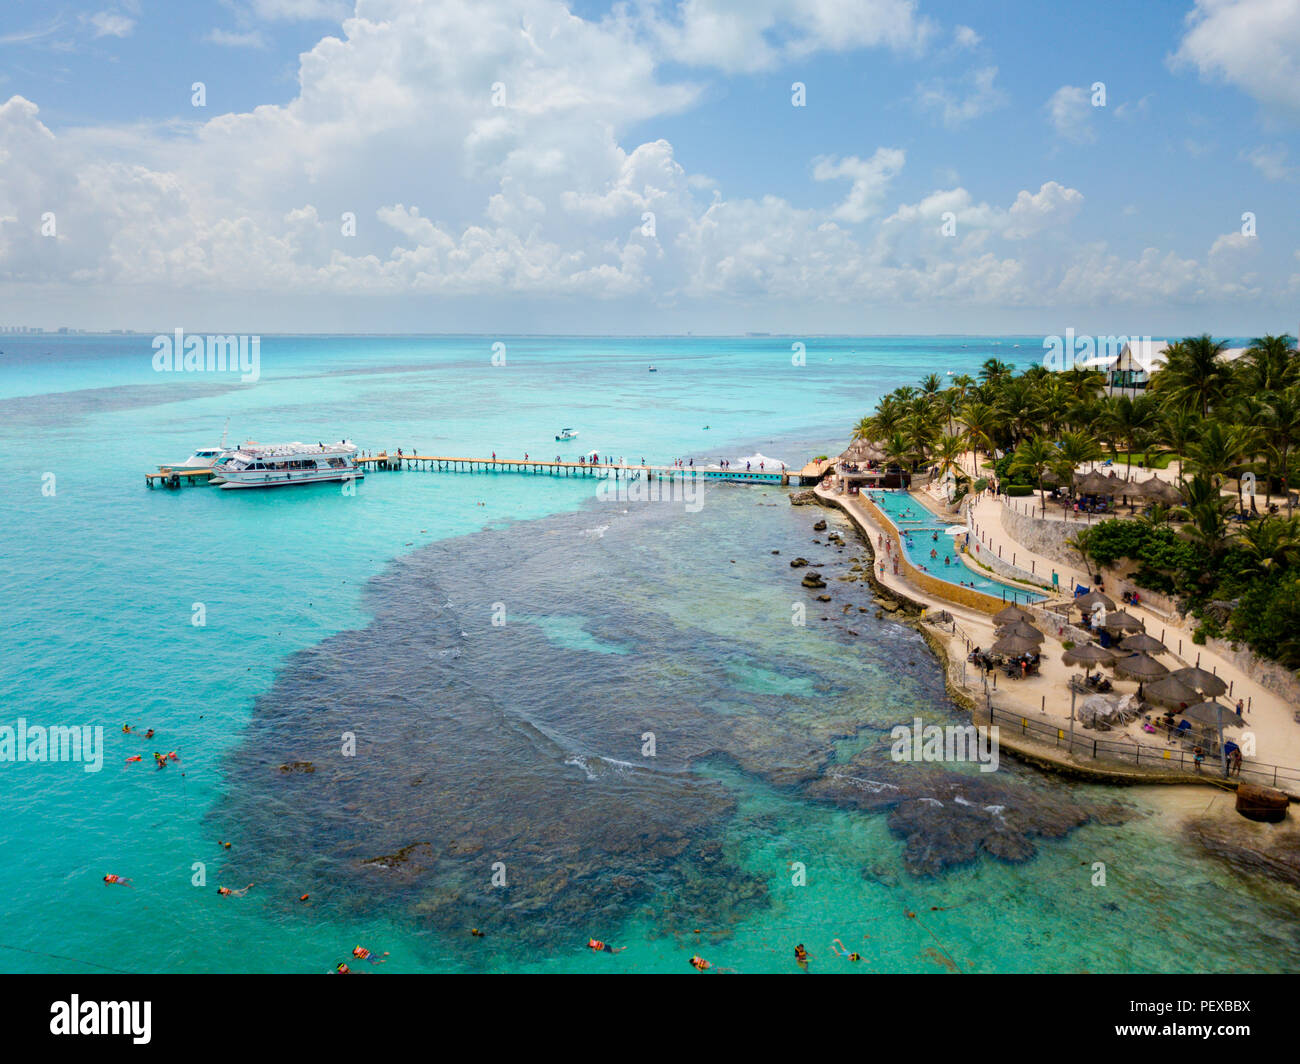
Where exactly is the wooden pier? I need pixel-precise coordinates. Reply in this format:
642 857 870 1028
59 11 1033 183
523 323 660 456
145 468 216 489
146 453 818 488
354 454 800 485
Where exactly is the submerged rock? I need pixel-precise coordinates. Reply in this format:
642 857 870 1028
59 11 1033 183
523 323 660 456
806 745 1137 878
1186 816 1300 888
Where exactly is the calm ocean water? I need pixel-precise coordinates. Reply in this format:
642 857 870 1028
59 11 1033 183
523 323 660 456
2 334 1297 974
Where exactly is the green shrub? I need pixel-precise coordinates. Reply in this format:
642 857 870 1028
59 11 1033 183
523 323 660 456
973 477 988 494
1005 484 1034 497
994 454 1034 487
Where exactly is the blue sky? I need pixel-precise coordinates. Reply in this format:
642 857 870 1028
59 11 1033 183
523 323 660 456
1 0 1297 334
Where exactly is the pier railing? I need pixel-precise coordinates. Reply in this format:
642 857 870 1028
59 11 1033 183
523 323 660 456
977 698 1300 791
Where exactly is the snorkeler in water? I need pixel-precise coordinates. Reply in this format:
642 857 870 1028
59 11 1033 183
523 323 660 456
587 938 626 954
217 883 253 897
352 946 388 963
831 939 863 961
102 874 130 885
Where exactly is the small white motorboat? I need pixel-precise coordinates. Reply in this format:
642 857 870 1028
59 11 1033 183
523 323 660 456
170 447 228 470
556 428 579 441
648 365 657 372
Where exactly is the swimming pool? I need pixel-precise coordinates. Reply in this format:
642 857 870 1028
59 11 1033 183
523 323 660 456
865 489 1044 604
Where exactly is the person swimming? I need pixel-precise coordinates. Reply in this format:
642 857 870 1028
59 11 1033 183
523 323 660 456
689 955 712 971
102 874 130 885
217 883 253 897
352 946 388 963
333 962 351 974
125 755 142 763
794 943 809 968
587 938 626 954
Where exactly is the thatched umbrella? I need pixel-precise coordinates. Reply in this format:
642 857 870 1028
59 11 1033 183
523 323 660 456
1062 643 1113 687
840 438 876 463
1101 609 1144 632
1062 643 1114 669
991 632 1043 657
1147 479 1184 506
996 620 1044 643
1073 590 1115 611
1182 700 1246 730
1112 652 1169 681
1181 700 1246 777
1171 666 1228 699
993 603 1035 626
1120 631 1166 654
1076 471 1111 494
1136 477 1182 505
1143 673 1199 709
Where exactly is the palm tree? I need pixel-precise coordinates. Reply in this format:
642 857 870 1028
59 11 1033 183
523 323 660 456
931 433 967 494
1055 430 1103 496
1259 385 1300 513
901 413 936 469
978 358 1013 386
1097 394 1160 477
1238 334 1297 396
1236 515 1300 578
1067 527 1097 583
882 430 913 474
1182 473 1235 559
1186 421 1250 507
1157 408 1201 481
960 401 999 477
1009 436 1057 515
1152 334 1233 417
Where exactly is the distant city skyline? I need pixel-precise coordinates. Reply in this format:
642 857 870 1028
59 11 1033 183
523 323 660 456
1 0 1298 334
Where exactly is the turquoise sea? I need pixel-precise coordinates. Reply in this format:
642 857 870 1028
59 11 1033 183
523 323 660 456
2 334 1297 974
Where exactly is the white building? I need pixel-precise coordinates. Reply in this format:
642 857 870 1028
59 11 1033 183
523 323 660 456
1076 339 1169 391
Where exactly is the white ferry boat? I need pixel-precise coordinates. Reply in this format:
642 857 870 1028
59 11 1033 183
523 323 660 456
209 441 364 490
166 447 228 471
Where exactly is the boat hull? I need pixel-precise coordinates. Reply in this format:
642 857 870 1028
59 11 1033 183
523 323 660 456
218 470 364 490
